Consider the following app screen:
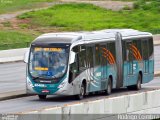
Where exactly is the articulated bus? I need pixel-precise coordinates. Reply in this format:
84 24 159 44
24 29 154 100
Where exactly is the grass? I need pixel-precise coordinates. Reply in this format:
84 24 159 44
0 0 55 14
0 30 37 50
1 0 160 50
18 1 160 34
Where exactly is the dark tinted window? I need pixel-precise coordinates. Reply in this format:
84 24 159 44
79 45 86 71
132 40 142 61
107 42 116 64
94 44 100 67
122 40 126 61
148 38 153 58
142 39 149 60
86 45 94 68
126 42 134 61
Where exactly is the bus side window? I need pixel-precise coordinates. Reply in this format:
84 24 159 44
148 38 153 58
79 45 86 72
122 41 127 62
126 42 133 62
142 39 149 60
107 42 116 64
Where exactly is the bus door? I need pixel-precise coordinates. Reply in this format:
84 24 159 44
100 44 108 90
126 41 135 85
93 44 101 91
142 40 149 74
86 45 95 92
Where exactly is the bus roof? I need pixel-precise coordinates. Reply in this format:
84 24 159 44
32 29 152 45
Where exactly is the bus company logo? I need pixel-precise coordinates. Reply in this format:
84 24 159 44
129 44 142 60
102 48 115 65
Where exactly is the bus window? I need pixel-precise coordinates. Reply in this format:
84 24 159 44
86 46 94 68
107 42 116 64
148 38 153 58
79 45 87 72
122 41 127 62
132 40 142 61
126 42 134 62
142 40 149 60
94 44 100 67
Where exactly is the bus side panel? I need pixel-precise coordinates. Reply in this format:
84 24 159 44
123 61 128 86
87 64 117 92
87 67 102 92
123 61 143 87
142 59 154 83
106 64 117 89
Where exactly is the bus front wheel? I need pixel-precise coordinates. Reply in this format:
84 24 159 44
38 95 47 100
75 83 85 100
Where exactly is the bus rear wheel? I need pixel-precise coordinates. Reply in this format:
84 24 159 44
75 83 85 100
127 74 142 90
105 78 112 95
38 95 47 100
135 74 142 90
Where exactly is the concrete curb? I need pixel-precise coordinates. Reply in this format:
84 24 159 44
0 90 27 101
17 89 160 119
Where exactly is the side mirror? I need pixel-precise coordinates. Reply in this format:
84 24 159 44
69 51 76 64
24 50 29 63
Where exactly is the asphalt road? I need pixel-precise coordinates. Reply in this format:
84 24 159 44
0 77 159 114
0 62 26 94
0 45 159 113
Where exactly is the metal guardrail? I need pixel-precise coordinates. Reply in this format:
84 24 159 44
0 42 30 50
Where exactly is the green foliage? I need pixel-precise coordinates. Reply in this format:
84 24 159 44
0 0 55 14
18 2 160 33
0 30 36 50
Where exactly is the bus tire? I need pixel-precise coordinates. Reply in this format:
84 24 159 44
105 78 112 95
135 74 142 90
75 83 85 100
127 74 142 90
38 95 47 100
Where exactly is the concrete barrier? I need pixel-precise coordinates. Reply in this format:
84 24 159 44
18 89 160 120
0 48 29 63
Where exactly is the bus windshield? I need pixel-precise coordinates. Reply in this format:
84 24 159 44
29 47 69 79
